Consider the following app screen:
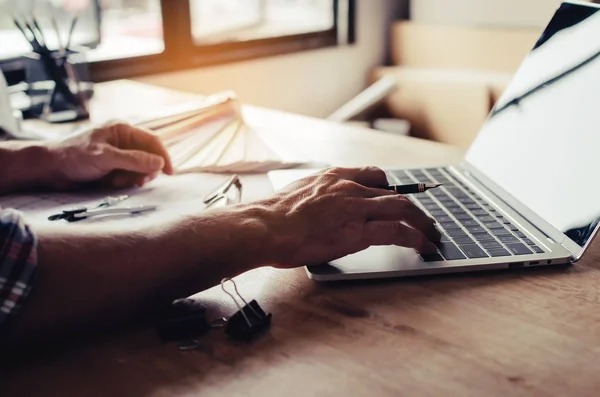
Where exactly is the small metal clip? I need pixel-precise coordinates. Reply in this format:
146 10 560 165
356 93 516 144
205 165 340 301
220 278 271 342
48 195 130 221
98 195 129 207
210 317 228 329
178 339 203 351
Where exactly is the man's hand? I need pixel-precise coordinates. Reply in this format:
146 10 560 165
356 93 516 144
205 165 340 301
250 166 440 268
48 122 174 189
4 166 439 345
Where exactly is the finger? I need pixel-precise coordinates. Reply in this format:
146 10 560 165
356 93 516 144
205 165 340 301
323 166 388 188
363 221 438 253
113 123 175 175
146 170 160 182
328 180 396 199
86 170 136 189
364 195 440 242
113 173 141 189
101 146 165 175
136 171 159 187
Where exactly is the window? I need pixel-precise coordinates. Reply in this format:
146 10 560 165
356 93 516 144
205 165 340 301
91 0 164 61
1 0 355 84
190 0 334 44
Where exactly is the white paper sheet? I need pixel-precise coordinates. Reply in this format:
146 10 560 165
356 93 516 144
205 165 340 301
0 174 231 226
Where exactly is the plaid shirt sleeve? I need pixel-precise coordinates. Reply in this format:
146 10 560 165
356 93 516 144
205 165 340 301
0 207 38 330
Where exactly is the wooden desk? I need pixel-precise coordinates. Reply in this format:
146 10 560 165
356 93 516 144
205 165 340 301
4 81 600 397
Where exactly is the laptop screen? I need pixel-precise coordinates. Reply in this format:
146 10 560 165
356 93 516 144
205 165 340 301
465 2 600 250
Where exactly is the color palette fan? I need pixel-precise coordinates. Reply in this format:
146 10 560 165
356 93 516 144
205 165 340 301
135 91 305 174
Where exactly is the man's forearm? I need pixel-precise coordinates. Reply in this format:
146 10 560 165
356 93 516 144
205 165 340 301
0 141 55 194
3 205 274 345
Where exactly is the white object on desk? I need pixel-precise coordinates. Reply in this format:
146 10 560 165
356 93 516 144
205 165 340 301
326 76 397 122
0 173 229 226
0 71 21 139
17 85 308 174
145 92 307 174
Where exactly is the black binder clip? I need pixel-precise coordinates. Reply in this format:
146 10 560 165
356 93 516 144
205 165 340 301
220 278 272 342
156 298 210 342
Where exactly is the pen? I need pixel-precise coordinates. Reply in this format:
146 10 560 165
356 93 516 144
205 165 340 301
383 183 443 194
65 16 78 52
32 17 47 50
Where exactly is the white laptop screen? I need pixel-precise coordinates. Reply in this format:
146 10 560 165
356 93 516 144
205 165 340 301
465 2 600 248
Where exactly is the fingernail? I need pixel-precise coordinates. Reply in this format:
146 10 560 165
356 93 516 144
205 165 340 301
149 156 164 170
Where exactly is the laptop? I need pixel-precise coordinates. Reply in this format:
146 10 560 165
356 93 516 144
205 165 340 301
268 1 600 281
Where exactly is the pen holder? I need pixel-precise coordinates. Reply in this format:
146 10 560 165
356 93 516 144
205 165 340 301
23 50 93 123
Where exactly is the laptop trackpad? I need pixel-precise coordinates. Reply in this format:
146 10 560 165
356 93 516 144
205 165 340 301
306 245 424 279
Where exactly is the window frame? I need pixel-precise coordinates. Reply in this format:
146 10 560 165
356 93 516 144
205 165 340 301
2 0 356 84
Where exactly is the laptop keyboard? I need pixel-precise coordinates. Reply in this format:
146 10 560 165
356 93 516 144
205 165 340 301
389 167 545 262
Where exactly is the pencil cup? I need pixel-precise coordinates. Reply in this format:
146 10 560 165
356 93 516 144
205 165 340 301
23 50 93 123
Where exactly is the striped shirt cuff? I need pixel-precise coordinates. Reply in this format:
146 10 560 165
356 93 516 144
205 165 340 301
0 208 38 330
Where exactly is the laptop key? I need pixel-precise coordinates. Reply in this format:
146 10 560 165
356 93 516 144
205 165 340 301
448 229 469 238
436 215 454 223
471 209 488 216
454 213 474 221
515 231 527 239
461 219 480 227
523 238 537 246
429 209 447 217
532 246 544 253
440 233 451 242
483 221 504 229
459 244 489 258
481 240 504 249
506 243 532 255
439 198 456 205
465 225 487 234
498 235 520 244
421 253 445 262
471 232 497 242
478 216 496 223
437 242 467 260
445 205 462 212
454 236 475 245
491 228 513 236
487 248 511 257
441 221 461 230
